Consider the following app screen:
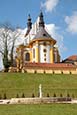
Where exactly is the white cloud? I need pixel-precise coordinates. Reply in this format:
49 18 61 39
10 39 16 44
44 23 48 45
65 11 77 34
41 0 59 12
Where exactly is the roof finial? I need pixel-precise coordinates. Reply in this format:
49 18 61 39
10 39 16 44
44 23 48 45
27 14 32 30
25 14 32 37
39 11 45 28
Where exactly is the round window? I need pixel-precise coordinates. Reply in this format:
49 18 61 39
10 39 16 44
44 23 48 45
44 58 46 61
43 49 47 52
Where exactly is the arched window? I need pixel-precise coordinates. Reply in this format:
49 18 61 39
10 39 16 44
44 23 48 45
25 53 30 61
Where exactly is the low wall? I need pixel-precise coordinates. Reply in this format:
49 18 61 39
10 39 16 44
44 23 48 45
10 97 71 104
9 66 77 74
22 68 77 74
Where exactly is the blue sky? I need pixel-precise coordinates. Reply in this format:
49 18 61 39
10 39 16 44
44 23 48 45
0 0 77 62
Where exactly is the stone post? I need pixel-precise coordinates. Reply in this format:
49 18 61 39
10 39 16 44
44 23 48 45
39 84 42 98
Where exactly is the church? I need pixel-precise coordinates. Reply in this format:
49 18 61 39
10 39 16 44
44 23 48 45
9 11 77 74
16 11 60 70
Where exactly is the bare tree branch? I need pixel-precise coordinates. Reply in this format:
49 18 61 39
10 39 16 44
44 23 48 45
0 50 4 55
0 23 20 70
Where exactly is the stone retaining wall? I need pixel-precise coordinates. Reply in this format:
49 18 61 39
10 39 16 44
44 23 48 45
22 69 77 74
10 97 71 104
9 66 77 74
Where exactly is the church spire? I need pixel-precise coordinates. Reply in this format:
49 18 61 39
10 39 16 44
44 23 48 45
27 14 32 30
25 14 32 37
39 11 45 28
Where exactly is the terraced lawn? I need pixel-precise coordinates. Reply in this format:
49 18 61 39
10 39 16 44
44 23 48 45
0 73 77 98
0 104 77 115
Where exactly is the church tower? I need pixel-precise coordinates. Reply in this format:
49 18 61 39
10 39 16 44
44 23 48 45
25 14 32 37
16 11 60 70
29 11 57 63
39 11 45 28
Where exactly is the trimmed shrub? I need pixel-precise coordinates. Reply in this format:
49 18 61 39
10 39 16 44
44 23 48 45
34 70 37 74
67 93 70 97
32 93 35 98
53 93 56 97
22 93 25 98
38 92 40 97
47 93 50 97
44 71 46 74
0 94 2 100
60 93 63 97
4 93 7 99
61 71 63 74
16 94 19 98
53 71 54 74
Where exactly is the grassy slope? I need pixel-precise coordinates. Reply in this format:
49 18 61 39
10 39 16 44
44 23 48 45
0 73 77 98
0 104 77 115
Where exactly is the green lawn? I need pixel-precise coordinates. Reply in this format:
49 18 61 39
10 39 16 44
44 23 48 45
0 104 77 115
0 73 77 98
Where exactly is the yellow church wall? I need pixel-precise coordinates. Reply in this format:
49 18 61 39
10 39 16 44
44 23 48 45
30 50 32 62
50 45 54 63
35 41 39 62
30 45 32 62
35 48 39 62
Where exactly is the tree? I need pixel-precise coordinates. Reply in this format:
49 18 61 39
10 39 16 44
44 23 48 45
0 23 20 71
16 93 19 98
53 93 56 97
3 93 7 99
22 93 25 98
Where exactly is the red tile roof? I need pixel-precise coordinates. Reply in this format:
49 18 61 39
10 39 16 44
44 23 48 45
24 63 76 70
65 55 77 61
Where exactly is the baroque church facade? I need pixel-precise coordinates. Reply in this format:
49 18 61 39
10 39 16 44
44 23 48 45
16 12 60 69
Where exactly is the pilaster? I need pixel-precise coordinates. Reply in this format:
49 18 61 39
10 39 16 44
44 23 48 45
50 45 54 63
35 41 39 62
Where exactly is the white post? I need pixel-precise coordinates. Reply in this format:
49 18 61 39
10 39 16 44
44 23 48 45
39 84 42 98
